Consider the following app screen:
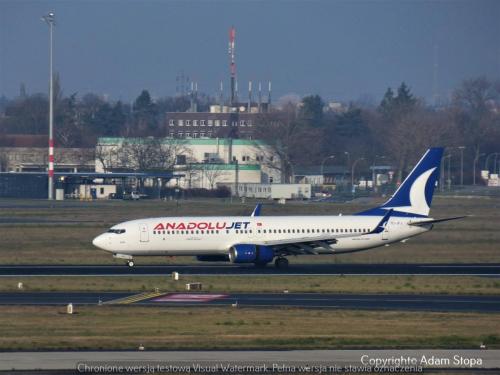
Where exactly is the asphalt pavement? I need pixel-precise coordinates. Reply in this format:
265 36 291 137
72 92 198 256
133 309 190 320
1 291 499 312
1 263 499 276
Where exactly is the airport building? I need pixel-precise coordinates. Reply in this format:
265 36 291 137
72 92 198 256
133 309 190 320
163 107 262 140
95 137 282 190
0 134 94 173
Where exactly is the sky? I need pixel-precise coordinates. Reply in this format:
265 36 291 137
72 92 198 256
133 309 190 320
1 0 499 104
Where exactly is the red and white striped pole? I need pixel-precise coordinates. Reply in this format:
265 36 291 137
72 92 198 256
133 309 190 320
43 12 55 200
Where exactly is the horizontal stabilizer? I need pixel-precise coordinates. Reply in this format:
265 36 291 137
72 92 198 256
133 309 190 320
409 216 466 226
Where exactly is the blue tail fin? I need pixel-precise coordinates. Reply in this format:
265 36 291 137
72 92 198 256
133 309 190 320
360 148 443 217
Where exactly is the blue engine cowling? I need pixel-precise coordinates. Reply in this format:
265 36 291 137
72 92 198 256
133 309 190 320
228 244 274 264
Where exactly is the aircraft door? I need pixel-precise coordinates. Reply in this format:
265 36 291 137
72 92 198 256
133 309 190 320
139 223 149 242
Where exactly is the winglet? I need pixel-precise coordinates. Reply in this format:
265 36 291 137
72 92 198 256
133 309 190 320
369 209 393 234
251 204 262 217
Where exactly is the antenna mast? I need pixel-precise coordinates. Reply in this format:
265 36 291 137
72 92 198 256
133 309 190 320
229 26 236 106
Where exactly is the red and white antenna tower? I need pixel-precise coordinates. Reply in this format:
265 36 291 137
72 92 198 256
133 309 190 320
228 26 236 106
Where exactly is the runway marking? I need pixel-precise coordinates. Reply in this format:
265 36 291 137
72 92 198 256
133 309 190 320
421 265 500 268
152 293 228 303
103 291 164 305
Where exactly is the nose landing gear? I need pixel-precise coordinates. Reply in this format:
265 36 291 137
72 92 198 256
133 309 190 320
113 254 134 267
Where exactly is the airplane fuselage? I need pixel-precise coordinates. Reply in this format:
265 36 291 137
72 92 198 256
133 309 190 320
93 215 429 257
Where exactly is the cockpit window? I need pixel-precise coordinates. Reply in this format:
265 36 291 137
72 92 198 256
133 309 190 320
107 229 126 234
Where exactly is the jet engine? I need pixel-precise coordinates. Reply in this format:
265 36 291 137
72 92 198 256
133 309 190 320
228 244 274 264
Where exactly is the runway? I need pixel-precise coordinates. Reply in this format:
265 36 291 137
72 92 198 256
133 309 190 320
1 291 499 312
2 350 500 371
0 263 499 276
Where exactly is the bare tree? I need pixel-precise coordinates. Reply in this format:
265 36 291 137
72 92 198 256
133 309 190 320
95 143 118 172
117 137 188 171
201 163 228 189
451 77 500 168
253 103 322 183
0 150 9 171
380 106 451 182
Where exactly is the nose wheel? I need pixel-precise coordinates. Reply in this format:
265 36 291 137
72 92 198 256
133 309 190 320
127 260 135 267
274 257 289 269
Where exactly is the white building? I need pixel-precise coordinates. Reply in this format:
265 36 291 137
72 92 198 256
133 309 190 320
95 137 282 189
220 182 311 200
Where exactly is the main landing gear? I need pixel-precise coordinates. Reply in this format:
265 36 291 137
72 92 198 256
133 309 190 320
274 257 289 269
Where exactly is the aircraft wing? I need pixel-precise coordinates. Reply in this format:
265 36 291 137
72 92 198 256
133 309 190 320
248 209 394 255
251 235 343 255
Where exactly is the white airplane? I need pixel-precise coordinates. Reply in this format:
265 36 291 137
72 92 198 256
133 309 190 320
93 148 464 268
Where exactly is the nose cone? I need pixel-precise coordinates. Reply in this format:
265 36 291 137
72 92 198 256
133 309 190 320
92 234 107 250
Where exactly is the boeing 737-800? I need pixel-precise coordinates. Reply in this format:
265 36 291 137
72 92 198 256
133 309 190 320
92 148 464 268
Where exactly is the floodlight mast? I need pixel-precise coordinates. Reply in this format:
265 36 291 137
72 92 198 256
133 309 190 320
42 12 55 200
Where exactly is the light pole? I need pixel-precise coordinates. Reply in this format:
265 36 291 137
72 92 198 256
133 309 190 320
42 12 55 200
441 154 451 192
473 153 485 185
343 151 350 190
484 153 497 172
351 157 365 189
371 155 386 192
458 146 465 186
320 155 335 186
493 153 499 176
446 154 452 190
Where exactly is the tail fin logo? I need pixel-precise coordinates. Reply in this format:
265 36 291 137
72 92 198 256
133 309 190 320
384 167 436 216
379 148 443 217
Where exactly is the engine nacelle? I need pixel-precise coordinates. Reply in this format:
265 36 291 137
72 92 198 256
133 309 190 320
196 255 230 262
228 244 274 264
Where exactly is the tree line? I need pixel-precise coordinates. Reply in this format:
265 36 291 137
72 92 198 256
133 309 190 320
1 76 499 184
0 75 214 147
255 79 500 185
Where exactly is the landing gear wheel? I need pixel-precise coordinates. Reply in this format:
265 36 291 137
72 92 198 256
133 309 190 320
127 260 135 267
274 257 289 269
